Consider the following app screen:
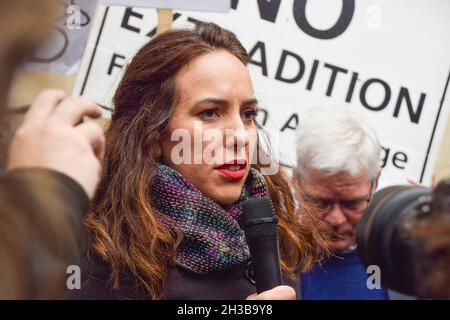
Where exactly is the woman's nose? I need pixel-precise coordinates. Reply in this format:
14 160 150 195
223 114 250 151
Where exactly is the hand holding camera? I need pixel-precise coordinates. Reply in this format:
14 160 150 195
7 89 105 199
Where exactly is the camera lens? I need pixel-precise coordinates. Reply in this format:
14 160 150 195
356 185 431 295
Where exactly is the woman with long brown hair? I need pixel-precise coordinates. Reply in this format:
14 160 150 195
72 22 327 300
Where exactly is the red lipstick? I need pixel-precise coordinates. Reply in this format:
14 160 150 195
215 159 247 181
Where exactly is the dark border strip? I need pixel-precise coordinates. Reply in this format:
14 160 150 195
80 7 110 96
420 68 450 182
99 104 113 111
280 161 293 168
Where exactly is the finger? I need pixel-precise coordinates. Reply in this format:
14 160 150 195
407 178 422 187
246 293 257 300
257 285 296 300
75 121 105 163
95 138 106 164
269 285 296 300
23 89 67 124
51 96 103 126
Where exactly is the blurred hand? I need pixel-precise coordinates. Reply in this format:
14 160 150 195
246 285 296 300
7 89 105 199
407 172 436 189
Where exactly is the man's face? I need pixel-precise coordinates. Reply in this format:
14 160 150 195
300 170 377 253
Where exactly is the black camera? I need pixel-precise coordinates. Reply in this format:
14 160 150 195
356 179 450 298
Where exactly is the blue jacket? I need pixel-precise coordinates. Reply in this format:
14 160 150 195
300 251 388 300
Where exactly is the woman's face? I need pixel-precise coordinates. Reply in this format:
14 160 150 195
160 50 258 205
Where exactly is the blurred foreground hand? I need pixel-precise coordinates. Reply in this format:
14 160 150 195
7 89 105 199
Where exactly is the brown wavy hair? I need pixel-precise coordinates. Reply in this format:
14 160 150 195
86 22 328 299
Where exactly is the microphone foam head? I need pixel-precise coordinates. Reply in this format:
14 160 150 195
241 197 278 239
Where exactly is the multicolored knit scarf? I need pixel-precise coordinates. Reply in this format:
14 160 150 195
151 164 269 274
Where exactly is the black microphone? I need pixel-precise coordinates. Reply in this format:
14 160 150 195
241 197 282 293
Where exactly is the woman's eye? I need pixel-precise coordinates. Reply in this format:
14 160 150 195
242 109 257 122
199 109 218 120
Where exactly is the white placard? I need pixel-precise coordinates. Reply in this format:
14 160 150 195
23 0 97 74
74 0 450 188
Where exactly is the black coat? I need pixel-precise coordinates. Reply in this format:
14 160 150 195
67 255 297 300
68 255 259 300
